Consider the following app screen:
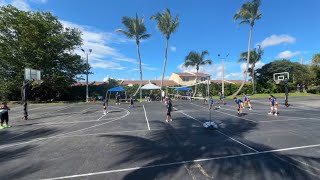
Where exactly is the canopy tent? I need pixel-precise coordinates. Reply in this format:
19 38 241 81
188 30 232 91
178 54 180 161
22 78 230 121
106 86 126 100
107 86 125 92
175 87 192 91
141 83 161 90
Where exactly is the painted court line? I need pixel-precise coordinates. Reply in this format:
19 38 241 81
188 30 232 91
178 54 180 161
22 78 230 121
175 106 258 153
0 107 130 150
216 130 258 152
190 103 257 123
37 129 163 140
218 105 320 122
41 143 320 180
143 105 151 130
272 153 320 177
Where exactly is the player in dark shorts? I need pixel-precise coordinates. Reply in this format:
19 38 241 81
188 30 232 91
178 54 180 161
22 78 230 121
209 96 215 109
243 94 252 110
218 91 226 107
166 98 172 122
268 95 278 116
115 92 120 105
103 98 108 115
0 102 11 129
129 95 134 108
234 97 244 116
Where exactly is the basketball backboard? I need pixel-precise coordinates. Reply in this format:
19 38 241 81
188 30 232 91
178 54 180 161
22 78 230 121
25 68 41 81
273 72 289 84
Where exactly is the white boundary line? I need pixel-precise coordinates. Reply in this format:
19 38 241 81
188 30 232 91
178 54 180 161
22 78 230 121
143 105 151 130
174 107 258 152
194 103 320 123
190 103 257 123
0 107 130 150
41 143 320 180
5 107 94 141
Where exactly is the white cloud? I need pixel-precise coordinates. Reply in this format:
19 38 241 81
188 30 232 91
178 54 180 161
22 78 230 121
258 34 296 48
11 0 30 11
60 20 140 70
1 0 47 11
170 46 176 52
31 0 47 3
156 75 170 80
90 59 124 70
178 63 223 79
143 66 158 71
277 50 301 59
225 61 265 80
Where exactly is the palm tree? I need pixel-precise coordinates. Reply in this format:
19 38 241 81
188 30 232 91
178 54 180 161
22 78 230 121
238 45 263 94
151 9 179 91
233 0 262 96
183 50 212 96
116 14 151 101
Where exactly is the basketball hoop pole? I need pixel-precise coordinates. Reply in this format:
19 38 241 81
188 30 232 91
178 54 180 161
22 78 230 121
22 80 32 120
284 79 289 107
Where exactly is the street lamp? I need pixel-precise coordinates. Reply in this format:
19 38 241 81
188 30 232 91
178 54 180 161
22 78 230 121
81 48 92 102
218 53 229 95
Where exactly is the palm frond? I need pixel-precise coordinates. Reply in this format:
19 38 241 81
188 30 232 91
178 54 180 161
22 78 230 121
121 16 133 29
117 14 150 41
200 59 212 65
115 29 134 39
234 0 262 26
140 34 151 40
183 61 195 68
200 50 209 60
151 9 179 39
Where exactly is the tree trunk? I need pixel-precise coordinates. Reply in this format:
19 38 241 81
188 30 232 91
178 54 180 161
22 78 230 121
233 26 253 96
133 41 143 102
160 38 169 91
194 68 199 97
252 63 255 94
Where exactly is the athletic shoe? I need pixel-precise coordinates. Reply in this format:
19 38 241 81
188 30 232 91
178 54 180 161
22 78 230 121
218 106 221 108
268 112 272 115
103 112 107 115
0 126 4 129
165 120 169 122
274 113 277 116
170 119 173 121
249 108 252 110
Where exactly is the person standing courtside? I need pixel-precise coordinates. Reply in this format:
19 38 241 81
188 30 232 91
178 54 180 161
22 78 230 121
115 92 120 105
166 98 173 122
0 102 11 129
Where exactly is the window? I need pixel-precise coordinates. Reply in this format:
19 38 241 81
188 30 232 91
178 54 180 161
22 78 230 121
182 77 189 81
201 77 207 81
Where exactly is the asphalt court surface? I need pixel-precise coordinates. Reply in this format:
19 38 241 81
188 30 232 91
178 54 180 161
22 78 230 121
0 97 320 179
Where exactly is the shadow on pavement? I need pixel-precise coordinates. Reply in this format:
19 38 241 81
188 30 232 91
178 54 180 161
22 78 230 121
99 116 320 179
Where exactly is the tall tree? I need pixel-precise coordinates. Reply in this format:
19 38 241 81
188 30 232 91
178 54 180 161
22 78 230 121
238 45 263 94
183 51 212 96
311 53 320 85
0 5 86 101
256 60 312 93
233 0 262 96
151 8 179 91
116 14 151 101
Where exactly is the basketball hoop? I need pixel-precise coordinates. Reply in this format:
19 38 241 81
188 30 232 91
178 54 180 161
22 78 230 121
31 80 43 86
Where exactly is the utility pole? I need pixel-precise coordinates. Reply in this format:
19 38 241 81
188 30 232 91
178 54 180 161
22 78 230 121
218 53 229 95
81 49 92 102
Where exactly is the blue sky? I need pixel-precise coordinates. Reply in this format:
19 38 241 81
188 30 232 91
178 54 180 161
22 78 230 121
1 0 320 81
